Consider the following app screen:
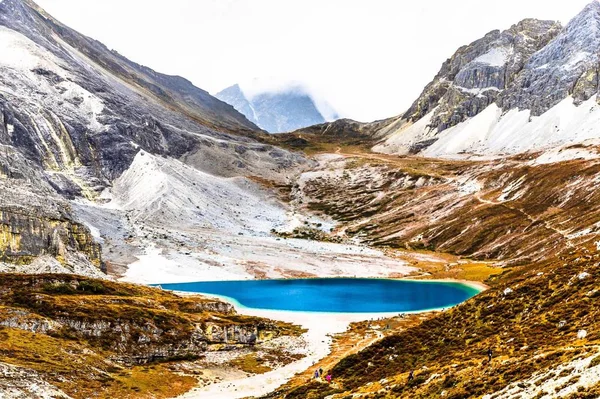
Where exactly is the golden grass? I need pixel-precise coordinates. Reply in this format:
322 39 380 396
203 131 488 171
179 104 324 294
0 274 304 399
229 353 273 374
0 328 196 398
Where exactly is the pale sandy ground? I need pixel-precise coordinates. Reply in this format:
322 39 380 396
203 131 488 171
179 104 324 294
120 234 418 284
176 305 403 399
74 152 418 283
174 281 486 399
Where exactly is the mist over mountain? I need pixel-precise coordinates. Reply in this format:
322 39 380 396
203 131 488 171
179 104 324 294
6 1 600 399
216 81 339 133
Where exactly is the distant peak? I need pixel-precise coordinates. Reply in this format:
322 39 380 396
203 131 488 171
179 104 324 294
573 0 600 20
561 0 600 39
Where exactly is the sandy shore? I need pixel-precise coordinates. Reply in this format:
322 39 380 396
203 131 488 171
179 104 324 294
176 305 406 399
407 278 490 292
174 278 487 399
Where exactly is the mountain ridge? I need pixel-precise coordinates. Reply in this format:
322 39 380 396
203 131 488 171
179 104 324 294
216 82 338 133
0 0 306 275
375 1 600 157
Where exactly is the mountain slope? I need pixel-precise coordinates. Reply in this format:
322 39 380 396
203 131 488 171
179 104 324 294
0 0 307 272
375 2 600 158
0 0 301 188
0 0 259 134
216 83 336 133
0 273 301 398
266 140 600 398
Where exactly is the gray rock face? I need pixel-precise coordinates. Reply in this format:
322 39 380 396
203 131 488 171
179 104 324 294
215 84 261 127
377 1 600 156
0 0 307 271
216 83 335 133
0 179 102 269
403 18 562 132
499 1 600 114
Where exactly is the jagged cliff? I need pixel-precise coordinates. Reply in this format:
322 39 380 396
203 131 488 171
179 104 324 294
0 0 307 272
375 1 600 158
0 179 102 272
402 19 562 130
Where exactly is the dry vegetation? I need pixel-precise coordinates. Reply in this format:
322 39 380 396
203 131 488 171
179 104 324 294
268 242 600 398
0 274 303 398
258 144 600 398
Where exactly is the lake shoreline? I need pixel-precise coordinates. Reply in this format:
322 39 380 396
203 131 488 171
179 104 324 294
170 276 484 399
159 278 480 314
175 295 447 399
405 277 490 292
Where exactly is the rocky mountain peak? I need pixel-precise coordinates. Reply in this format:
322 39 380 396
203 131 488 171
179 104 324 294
579 0 600 17
376 2 600 157
497 1 600 115
527 1 600 69
400 17 560 133
216 82 336 133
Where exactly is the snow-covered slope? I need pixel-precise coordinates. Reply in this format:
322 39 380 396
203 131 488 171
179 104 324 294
110 151 287 235
216 83 338 133
376 1 600 159
72 151 416 284
0 0 306 274
0 0 302 194
422 96 600 157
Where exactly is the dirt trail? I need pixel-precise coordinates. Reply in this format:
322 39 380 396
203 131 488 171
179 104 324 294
474 191 575 249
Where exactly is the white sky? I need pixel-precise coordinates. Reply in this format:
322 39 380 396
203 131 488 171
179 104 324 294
35 0 591 122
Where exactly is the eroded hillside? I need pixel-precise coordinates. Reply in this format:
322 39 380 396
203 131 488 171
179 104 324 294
258 143 600 398
0 274 303 398
285 147 600 265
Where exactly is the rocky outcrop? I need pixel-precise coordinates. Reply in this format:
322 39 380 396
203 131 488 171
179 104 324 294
0 210 101 266
0 275 301 365
376 2 600 156
499 1 600 114
0 362 70 399
0 180 102 269
403 18 562 132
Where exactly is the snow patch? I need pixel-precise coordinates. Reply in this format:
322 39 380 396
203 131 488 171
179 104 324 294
421 96 600 158
457 177 482 196
0 26 105 132
374 108 438 154
498 176 526 202
455 85 501 97
472 47 512 67
578 272 591 280
484 351 600 399
532 143 600 165
563 51 592 70
109 151 287 235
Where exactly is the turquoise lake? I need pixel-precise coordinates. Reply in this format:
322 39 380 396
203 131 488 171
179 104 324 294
157 278 480 313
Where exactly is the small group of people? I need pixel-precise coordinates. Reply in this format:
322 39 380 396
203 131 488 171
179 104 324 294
313 367 332 383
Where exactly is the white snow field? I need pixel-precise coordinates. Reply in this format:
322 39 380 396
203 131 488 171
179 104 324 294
377 96 600 159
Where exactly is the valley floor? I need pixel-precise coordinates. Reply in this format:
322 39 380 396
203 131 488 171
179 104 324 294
68 149 508 399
